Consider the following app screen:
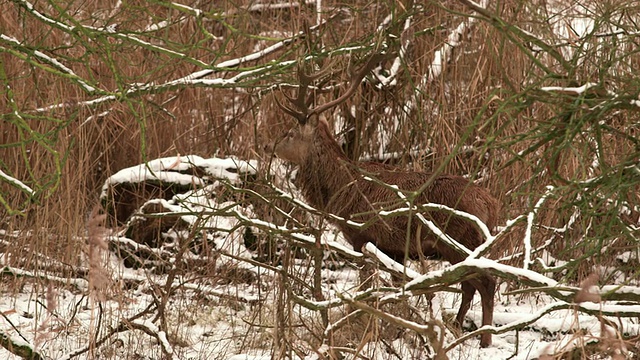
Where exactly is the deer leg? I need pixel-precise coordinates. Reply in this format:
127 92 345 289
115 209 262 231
463 275 495 347
475 275 496 348
455 280 475 327
456 277 495 347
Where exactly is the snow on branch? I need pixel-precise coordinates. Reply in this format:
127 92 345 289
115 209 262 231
540 82 600 96
14 0 338 113
541 82 640 111
228 207 363 259
148 11 341 88
100 155 257 200
374 14 413 87
340 292 437 335
363 242 421 280
13 0 208 68
523 185 554 270
243 1 313 13
0 169 34 197
32 53 307 113
379 203 493 249
20 0 372 116
157 1 318 33
0 34 98 94
128 319 174 357
407 257 640 304
12 0 74 32
35 61 293 113
1 265 88 291
410 257 558 290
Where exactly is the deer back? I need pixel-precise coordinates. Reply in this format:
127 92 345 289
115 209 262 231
300 160 498 263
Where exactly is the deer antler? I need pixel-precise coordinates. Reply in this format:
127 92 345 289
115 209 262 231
276 53 389 125
274 64 331 124
310 53 388 117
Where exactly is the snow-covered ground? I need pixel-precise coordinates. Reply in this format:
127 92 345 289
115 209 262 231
1 155 638 359
1 256 637 359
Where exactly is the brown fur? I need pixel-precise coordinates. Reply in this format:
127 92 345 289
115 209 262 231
272 118 498 347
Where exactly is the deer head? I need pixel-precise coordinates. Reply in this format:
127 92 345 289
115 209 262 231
270 54 387 164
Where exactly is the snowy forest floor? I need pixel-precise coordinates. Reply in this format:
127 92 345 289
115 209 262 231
1 156 638 360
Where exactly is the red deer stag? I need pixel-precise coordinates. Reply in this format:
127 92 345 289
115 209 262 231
269 55 498 347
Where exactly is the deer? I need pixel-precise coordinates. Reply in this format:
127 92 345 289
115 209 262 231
266 55 499 348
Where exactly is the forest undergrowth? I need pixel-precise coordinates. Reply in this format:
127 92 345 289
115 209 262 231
1 0 640 359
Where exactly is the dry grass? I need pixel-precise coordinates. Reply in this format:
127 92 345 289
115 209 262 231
1 0 639 357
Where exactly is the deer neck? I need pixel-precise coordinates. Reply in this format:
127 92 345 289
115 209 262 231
297 124 358 211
